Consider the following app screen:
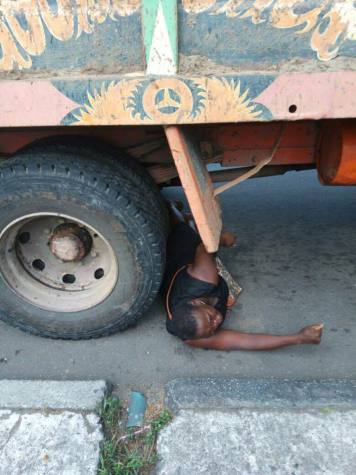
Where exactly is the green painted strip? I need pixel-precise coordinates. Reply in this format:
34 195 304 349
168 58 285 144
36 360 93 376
142 0 160 64
161 0 178 65
142 0 178 72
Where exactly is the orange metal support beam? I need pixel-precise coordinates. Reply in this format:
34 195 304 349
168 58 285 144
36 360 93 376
164 126 222 252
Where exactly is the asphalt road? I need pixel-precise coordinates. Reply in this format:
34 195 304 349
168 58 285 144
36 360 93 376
1 170 356 391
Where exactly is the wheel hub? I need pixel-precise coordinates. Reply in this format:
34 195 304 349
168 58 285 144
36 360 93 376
0 213 118 312
49 224 92 262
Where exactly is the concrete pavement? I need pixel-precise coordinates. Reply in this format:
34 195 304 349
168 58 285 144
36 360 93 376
0 380 105 475
157 409 356 475
157 378 356 475
1 378 356 474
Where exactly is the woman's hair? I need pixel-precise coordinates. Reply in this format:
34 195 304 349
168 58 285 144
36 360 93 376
167 302 198 340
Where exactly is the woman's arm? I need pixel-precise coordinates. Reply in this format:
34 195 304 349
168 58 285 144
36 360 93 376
185 325 323 351
187 230 237 285
187 243 219 285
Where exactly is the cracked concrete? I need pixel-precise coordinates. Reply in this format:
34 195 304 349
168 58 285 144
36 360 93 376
0 411 102 475
0 381 105 475
157 409 356 475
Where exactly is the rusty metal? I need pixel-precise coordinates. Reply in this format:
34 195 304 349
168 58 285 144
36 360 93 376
0 127 163 157
49 223 92 262
318 121 356 185
214 125 286 196
213 122 318 167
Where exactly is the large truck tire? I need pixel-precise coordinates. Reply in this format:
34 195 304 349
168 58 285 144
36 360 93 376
0 148 166 339
17 136 170 237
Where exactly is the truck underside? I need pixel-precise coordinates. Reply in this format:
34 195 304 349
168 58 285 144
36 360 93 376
0 118 355 249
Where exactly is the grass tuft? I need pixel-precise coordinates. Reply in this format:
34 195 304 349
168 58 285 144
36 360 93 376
100 396 121 430
98 396 172 475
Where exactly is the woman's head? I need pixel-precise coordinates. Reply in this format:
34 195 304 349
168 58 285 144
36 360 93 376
170 297 223 340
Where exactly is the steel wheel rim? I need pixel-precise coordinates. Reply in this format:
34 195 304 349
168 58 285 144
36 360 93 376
0 213 118 312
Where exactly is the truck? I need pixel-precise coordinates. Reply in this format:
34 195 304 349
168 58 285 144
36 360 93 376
0 0 355 339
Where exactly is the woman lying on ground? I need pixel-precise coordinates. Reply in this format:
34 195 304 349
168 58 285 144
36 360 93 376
162 203 323 351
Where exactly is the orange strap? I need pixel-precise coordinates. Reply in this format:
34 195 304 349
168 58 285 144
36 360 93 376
165 265 187 321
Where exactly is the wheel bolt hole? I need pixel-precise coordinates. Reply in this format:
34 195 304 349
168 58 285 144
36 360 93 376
63 274 76 284
93 233 98 238
32 259 45 271
19 232 30 244
94 268 104 280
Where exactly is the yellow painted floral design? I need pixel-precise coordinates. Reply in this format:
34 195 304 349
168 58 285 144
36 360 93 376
182 0 356 61
195 77 262 122
0 0 354 72
73 77 262 125
72 80 142 125
0 0 140 71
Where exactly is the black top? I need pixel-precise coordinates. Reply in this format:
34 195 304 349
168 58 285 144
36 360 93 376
163 222 229 338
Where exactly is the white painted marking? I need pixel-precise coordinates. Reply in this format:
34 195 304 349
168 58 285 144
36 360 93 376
147 1 176 75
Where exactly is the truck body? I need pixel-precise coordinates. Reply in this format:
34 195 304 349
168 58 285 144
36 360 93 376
0 0 355 338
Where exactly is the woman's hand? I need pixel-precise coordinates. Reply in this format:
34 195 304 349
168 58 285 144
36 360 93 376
298 324 324 344
220 231 236 247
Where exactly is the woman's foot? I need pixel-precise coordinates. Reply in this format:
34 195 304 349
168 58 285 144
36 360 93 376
220 231 237 247
227 294 236 307
299 324 324 344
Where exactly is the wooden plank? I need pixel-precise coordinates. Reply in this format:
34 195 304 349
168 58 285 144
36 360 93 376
164 126 222 252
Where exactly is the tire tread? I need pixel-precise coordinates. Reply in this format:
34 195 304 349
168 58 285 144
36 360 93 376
0 144 167 339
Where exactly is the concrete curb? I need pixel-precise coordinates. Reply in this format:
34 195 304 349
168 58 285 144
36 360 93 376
0 380 107 411
165 377 356 412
